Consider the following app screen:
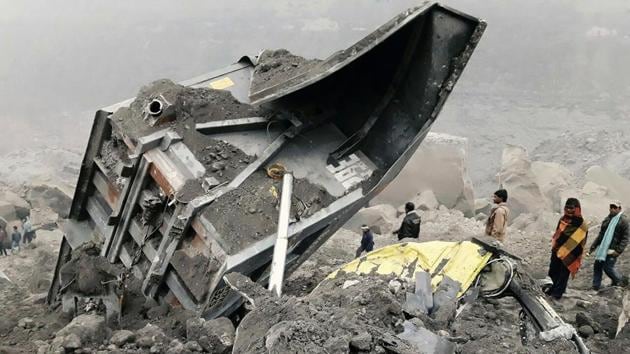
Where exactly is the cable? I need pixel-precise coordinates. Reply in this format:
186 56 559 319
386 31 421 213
475 257 515 298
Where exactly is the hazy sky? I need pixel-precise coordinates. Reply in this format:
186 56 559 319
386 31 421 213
1 0 629 181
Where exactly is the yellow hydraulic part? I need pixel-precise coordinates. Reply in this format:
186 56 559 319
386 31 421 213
327 241 492 297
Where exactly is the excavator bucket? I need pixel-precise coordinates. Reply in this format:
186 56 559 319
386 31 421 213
48 3 486 318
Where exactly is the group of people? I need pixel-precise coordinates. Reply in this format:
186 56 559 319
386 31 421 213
354 189 629 301
355 201 421 258
0 216 35 256
485 189 628 300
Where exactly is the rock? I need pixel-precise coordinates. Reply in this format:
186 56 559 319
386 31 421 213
136 324 168 348
498 145 552 218
166 339 185 354
586 166 630 208
343 204 397 234
24 184 72 218
210 161 226 172
110 330 135 346
18 317 35 329
388 279 402 294
403 292 429 317
412 190 439 211
56 314 108 345
349 332 372 351
186 317 235 353
0 189 31 223
531 161 573 211
342 279 361 289
183 341 203 352
37 344 50 354
29 207 59 230
578 325 594 338
147 303 170 320
373 133 475 216
63 333 82 350
397 320 455 353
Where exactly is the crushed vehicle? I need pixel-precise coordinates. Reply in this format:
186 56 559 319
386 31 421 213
48 2 486 320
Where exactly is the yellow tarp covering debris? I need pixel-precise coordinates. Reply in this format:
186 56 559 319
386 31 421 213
327 241 492 297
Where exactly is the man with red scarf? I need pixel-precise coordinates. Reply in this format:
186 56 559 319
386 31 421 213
546 198 588 299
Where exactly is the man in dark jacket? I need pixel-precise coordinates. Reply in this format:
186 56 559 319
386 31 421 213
356 225 375 258
11 226 21 254
394 202 421 240
589 201 629 290
0 227 8 256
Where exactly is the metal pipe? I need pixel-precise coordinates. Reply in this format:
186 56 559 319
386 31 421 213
147 99 163 117
268 172 293 297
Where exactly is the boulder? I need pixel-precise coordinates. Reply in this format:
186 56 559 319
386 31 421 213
411 190 439 211
136 323 169 348
186 317 235 353
586 166 630 208
372 133 475 216
0 189 30 222
63 333 82 350
30 207 59 230
343 204 397 234
56 314 108 345
110 330 136 346
24 184 72 218
531 161 573 211
498 145 552 218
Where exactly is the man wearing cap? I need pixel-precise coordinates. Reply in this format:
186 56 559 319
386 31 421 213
356 225 375 258
485 189 510 242
589 201 629 290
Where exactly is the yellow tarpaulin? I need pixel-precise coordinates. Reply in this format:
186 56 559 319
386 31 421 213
327 241 492 297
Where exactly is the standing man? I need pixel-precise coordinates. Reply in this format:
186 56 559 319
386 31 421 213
393 202 421 241
0 226 8 256
11 226 21 254
356 225 375 258
546 198 588 299
21 216 34 244
588 201 628 290
485 189 510 242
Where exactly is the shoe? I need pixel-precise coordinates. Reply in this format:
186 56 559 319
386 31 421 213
591 286 600 291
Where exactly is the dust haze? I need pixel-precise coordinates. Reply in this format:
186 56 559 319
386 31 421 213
1 0 629 193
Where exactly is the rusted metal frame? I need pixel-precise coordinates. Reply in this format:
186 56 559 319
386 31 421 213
104 158 150 261
141 203 190 298
143 126 298 306
69 111 110 220
91 169 120 211
195 117 270 134
126 218 201 311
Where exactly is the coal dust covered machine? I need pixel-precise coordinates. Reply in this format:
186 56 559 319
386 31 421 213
47 3 486 319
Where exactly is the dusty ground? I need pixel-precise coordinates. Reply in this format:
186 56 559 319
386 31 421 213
0 230 70 354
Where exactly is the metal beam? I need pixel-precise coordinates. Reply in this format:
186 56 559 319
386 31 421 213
105 158 150 261
268 173 293 297
69 111 109 220
195 117 269 134
142 204 191 298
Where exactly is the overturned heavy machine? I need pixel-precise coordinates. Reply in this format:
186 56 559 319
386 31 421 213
48 3 486 319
